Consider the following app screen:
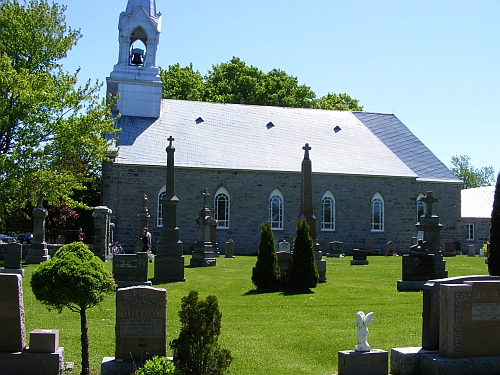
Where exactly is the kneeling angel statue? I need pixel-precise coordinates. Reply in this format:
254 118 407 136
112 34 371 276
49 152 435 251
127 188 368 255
354 311 374 352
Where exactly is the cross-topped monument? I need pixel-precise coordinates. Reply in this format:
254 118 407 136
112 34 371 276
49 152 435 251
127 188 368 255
202 188 210 208
422 191 438 217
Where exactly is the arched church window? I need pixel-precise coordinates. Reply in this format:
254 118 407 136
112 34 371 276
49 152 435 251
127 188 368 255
371 193 384 232
157 186 166 227
214 187 230 229
416 194 427 222
269 189 284 230
321 191 335 231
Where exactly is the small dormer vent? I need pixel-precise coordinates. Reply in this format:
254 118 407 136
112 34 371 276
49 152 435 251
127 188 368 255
266 122 275 129
196 117 204 124
333 125 341 133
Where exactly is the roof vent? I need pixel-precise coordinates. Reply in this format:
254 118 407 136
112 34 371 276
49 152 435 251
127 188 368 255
266 122 275 129
196 117 204 124
333 125 341 133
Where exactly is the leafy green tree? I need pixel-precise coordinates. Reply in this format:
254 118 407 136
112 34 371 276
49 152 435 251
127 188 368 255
160 57 361 110
252 221 280 289
159 63 204 101
31 242 116 375
451 155 495 189
316 92 363 111
290 218 318 290
0 0 119 217
170 290 233 375
488 173 500 276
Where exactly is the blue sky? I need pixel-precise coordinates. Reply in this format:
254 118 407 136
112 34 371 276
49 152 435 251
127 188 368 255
61 0 499 177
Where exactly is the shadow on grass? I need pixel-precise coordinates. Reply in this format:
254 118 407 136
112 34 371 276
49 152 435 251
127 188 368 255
243 286 315 296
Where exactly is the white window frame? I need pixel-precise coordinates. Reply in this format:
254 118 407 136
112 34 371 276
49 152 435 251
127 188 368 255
416 193 427 222
321 191 335 231
269 189 284 230
371 192 384 232
466 223 474 241
214 187 230 229
157 186 166 227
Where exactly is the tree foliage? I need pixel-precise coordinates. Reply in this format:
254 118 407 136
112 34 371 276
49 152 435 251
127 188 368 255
290 218 318 290
31 242 116 375
451 155 495 189
170 290 233 375
160 57 363 111
0 0 119 217
252 221 280 289
488 173 500 276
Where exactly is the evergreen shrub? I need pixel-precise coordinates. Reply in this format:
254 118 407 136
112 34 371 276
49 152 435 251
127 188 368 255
135 356 179 375
290 218 318 290
488 173 500 276
252 221 280 289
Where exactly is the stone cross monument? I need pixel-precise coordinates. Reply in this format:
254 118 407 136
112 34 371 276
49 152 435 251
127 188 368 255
25 191 50 264
154 136 185 282
190 188 217 267
298 144 326 282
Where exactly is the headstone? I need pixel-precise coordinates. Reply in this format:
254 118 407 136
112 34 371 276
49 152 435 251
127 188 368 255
278 240 290 253
298 143 326 282
468 244 476 257
1 243 24 277
0 274 26 352
30 330 59 353
93 206 113 260
442 241 456 257
277 251 292 283
327 241 344 257
440 280 500 357
224 239 235 258
112 253 152 288
397 240 436 291
338 350 388 375
115 286 167 362
155 136 185 282
351 250 368 265
25 191 50 264
190 188 216 267
386 241 396 256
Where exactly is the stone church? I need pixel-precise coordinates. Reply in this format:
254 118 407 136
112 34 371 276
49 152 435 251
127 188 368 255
102 0 462 255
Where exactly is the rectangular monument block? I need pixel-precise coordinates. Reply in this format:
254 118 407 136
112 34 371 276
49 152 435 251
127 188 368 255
4 243 22 269
0 274 26 352
440 281 500 357
115 286 167 362
29 329 59 353
154 256 185 282
402 253 435 281
112 253 149 284
338 349 388 375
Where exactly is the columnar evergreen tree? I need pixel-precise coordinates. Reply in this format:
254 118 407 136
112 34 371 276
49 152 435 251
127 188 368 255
290 218 318 290
488 173 500 276
30 242 116 375
252 221 280 289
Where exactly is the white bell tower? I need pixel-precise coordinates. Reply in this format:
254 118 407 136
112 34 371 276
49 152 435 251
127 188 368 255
107 0 163 118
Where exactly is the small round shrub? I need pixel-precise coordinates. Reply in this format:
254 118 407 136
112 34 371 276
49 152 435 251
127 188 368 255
135 356 179 375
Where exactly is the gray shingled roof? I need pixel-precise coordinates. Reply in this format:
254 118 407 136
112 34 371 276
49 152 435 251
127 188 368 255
112 99 458 182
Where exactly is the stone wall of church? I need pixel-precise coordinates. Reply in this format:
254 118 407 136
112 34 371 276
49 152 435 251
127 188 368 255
101 162 462 255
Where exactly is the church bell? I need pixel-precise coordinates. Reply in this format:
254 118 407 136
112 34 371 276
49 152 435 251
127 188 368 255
130 48 144 65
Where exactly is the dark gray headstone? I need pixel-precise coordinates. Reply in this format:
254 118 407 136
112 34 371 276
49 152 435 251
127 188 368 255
112 253 151 288
4 243 22 269
402 253 435 281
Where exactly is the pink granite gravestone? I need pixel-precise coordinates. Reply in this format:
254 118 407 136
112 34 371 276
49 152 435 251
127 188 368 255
0 274 26 352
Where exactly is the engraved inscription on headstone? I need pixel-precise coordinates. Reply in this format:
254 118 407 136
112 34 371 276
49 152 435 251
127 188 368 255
115 286 167 361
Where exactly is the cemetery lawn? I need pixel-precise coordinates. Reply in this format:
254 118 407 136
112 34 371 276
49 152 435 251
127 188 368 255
7 254 488 375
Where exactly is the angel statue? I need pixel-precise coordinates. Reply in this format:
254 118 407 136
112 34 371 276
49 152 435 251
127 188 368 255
354 311 374 352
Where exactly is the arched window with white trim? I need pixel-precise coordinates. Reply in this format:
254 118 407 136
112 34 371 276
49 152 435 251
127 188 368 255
157 186 166 227
269 189 284 230
321 191 335 231
416 194 427 222
214 187 230 229
371 193 384 232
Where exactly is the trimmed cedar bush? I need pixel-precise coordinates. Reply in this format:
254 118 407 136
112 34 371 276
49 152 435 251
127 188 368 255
252 221 280 289
135 356 179 375
170 290 233 375
488 173 500 276
31 242 116 375
290 218 318 290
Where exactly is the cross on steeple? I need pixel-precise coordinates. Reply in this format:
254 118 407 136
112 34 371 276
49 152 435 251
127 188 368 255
422 191 438 216
167 135 174 147
302 143 311 160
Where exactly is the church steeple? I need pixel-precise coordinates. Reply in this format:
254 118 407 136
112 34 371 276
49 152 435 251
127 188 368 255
106 0 163 118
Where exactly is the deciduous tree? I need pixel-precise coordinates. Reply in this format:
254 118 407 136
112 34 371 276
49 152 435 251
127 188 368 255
31 242 116 375
450 155 495 189
0 0 119 217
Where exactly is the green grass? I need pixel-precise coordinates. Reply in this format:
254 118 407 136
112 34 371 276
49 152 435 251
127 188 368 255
3 254 489 375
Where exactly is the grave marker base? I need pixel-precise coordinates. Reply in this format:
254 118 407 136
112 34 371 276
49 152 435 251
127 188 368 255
338 349 388 375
